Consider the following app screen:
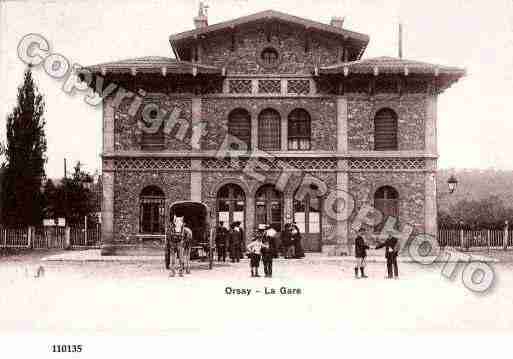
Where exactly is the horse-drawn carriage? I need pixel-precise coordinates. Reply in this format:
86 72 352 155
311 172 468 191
165 201 214 274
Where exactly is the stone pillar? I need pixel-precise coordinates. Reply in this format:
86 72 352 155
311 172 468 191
322 96 350 255
191 97 202 202
245 196 255 246
101 99 115 255
424 160 437 238
425 95 438 155
281 115 288 151
190 160 202 202
334 160 350 255
251 110 258 152
337 97 348 153
101 166 115 255
103 99 114 154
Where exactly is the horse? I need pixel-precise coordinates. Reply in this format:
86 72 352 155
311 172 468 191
166 215 193 277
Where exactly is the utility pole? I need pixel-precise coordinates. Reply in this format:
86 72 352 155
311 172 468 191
398 22 403 59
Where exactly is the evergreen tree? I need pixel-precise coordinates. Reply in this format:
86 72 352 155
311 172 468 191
1 69 47 226
59 161 94 225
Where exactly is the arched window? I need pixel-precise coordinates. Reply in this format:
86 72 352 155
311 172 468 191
216 184 246 229
288 109 311 150
258 108 281 151
260 47 279 67
139 186 165 234
227 108 251 150
374 186 399 230
374 108 398 150
255 185 283 232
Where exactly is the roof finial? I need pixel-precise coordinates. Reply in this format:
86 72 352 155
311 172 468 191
194 1 209 29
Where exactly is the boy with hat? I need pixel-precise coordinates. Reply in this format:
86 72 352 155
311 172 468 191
354 228 370 279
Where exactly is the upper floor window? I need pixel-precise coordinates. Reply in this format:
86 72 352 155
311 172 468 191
140 103 165 151
260 47 279 68
374 108 398 151
258 108 281 151
227 108 251 151
288 109 311 150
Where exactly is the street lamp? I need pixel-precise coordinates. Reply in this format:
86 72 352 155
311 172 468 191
447 174 458 194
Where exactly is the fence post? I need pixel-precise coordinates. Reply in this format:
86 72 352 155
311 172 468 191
2 228 5 247
65 227 71 249
504 221 509 251
27 226 33 249
460 228 464 251
487 229 490 253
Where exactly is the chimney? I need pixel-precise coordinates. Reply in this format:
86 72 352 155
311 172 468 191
194 1 209 29
330 16 345 28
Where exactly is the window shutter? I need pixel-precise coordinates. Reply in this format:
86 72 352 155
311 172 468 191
228 109 251 149
374 109 398 150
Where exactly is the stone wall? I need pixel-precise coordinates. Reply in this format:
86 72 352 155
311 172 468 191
201 97 337 151
200 22 342 75
113 171 190 243
348 172 426 234
112 96 192 151
347 94 427 151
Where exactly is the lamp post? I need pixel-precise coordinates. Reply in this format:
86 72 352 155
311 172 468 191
447 174 458 194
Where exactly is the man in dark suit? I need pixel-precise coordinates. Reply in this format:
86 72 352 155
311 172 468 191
215 221 228 262
375 231 400 279
354 228 370 279
229 222 242 263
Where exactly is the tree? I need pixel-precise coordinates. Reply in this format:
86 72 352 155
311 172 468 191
60 161 94 225
1 68 47 226
42 179 58 219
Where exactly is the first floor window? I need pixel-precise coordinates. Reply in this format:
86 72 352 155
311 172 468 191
139 186 165 234
293 193 321 234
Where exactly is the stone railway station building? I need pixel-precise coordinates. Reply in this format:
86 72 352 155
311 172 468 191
86 9 465 255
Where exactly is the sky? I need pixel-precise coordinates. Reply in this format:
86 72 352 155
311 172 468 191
1 0 512 178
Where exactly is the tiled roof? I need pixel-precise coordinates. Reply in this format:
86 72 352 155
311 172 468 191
319 56 466 76
170 9 369 58
84 56 222 75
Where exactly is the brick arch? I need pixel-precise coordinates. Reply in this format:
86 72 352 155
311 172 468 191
249 180 285 198
367 182 404 204
250 104 287 119
210 177 251 199
370 103 401 120
134 178 168 200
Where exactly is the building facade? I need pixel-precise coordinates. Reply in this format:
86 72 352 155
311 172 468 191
87 9 465 255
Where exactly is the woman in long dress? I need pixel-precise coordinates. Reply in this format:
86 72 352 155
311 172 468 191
291 221 305 258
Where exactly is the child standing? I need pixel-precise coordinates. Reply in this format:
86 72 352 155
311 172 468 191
261 227 276 277
354 228 370 279
247 235 264 277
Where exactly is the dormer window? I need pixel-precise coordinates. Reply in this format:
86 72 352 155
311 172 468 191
260 47 279 68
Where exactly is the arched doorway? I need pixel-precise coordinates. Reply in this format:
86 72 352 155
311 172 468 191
216 184 246 229
374 186 399 231
293 191 322 252
255 184 283 232
139 185 165 234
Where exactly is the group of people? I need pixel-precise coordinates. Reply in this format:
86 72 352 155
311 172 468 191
214 221 401 279
214 221 306 278
214 221 245 263
354 228 401 279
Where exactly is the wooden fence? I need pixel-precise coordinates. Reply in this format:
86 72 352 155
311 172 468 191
438 228 511 250
0 225 101 249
